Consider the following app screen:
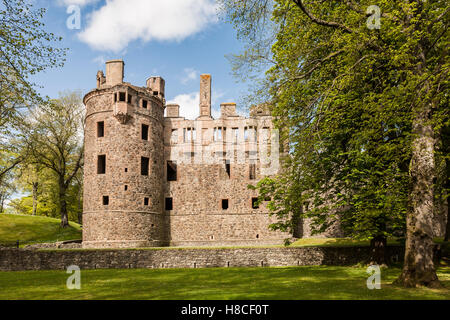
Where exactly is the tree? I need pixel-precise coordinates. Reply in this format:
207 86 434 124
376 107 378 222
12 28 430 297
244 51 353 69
0 0 66 182
23 91 84 227
221 0 449 287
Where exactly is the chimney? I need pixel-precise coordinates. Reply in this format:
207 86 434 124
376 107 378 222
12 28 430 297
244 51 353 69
105 60 124 86
166 104 180 118
199 74 211 118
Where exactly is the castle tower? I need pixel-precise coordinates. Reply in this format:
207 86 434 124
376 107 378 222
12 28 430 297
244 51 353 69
82 59 167 248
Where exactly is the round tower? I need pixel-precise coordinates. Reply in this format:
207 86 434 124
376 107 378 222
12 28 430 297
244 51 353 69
82 60 167 248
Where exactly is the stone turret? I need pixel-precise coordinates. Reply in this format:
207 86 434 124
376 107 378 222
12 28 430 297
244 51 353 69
82 60 167 248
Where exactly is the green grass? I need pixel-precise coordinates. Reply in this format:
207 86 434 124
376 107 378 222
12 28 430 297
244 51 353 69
0 266 449 300
0 213 81 245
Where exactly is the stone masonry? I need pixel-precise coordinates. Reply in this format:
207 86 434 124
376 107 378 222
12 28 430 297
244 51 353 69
82 60 339 249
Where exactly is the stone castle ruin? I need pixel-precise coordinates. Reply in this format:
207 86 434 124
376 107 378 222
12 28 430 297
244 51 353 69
82 60 290 248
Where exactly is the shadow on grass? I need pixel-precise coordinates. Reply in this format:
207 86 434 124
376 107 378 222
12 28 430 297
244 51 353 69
0 266 448 300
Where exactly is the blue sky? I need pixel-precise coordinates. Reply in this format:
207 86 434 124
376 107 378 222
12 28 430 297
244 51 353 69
32 0 249 119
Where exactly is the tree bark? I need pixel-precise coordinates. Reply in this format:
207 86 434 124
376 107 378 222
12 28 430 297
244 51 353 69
32 181 38 216
59 180 69 228
395 100 441 288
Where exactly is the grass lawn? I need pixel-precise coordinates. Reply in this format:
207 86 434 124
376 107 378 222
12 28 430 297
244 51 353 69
0 214 81 245
0 266 449 300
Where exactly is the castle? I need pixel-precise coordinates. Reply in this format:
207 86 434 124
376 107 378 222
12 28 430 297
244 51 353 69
82 60 290 248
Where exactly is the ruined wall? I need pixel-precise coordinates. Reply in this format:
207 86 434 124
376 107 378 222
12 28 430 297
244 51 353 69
0 246 405 271
163 107 289 246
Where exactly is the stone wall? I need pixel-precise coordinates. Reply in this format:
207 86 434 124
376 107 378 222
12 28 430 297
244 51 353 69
0 246 404 271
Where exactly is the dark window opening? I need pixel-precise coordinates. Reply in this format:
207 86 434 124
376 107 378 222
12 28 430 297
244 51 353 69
249 163 256 180
167 161 177 181
102 196 109 206
153 91 158 96
252 197 259 209
256 234 260 239
142 124 149 140
142 100 148 109
119 92 126 102
97 155 106 174
124 185 128 191
125 168 128 172
165 197 173 210
225 161 230 178
97 121 104 137
114 93 117 102
127 94 132 103
141 157 149 176
222 199 229 210
144 197 149 206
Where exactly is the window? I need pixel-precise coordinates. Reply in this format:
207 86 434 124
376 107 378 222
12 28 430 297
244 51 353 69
114 93 117 102
102 196 109 206
170 129 178 143
97 155 106 174
167 161 177 181
232 127 239 143
142 99 148 109
97 121 104 138
252 197 259 209
142 124 149 140
244 127 249 141
184 127 195 142
249 163 256 180
165 197 173 210
153 91 158 96
119 92 126 102
141 157 149 176
124 168 128 173
144 197 149 206
127 94 132 103
225 161 230 178
222 199 229 210
214 127 222 141
124 185 128 191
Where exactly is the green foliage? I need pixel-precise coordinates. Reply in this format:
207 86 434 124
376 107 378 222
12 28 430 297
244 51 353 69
224 1 449 242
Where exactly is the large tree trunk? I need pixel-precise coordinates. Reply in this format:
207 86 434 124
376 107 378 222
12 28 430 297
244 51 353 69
59 181 69 228
395 101 440 288
445 195 449 242
32 181 38 216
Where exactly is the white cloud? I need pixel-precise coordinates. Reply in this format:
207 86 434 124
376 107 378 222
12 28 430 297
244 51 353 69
168 92 199 120
168 90 224 120
58 0 100 7
78 0 219 52
180 68 198 85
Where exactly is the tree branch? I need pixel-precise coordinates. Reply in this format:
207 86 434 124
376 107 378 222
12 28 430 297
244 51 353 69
292 0 354 34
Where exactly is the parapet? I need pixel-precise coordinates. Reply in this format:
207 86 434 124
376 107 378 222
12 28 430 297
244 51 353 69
220 103 238 118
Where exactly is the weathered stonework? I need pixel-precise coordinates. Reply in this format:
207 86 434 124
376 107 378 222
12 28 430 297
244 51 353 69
0 246 406 271
82 60 335 249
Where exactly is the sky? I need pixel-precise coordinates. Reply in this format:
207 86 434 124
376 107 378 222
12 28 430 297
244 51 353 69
32 0 250 119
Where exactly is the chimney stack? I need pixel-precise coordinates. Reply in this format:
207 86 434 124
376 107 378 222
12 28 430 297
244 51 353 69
105 60 124 86
199 74 211 118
